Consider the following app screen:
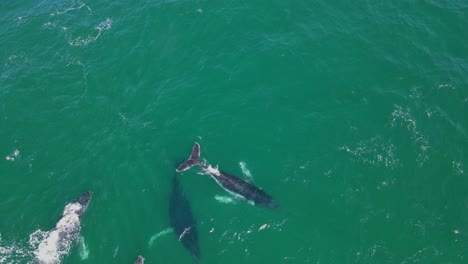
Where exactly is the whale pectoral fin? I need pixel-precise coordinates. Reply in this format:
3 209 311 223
215 195 237 204
77 235 89 260
148 228 173 247
239 161 254 183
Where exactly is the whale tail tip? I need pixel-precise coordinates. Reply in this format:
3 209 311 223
176 142 201 172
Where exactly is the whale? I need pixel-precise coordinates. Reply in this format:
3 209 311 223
176 143 278 209
134 255 145 264
169 174 200 259
33 192 92 264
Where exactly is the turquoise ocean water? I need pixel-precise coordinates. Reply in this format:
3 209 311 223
1 0 468 263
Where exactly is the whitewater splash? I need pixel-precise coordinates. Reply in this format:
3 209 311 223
197 163 220 177
0 233 31 264
148 228 173 248
30 192 91 264
31 204 82 263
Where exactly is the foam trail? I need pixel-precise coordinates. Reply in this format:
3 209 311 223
30 192 91 264
239 161 254 182
77 236 89 260
0 233 32 263
148 228 173 248
215 195 236 204
67 18 112 47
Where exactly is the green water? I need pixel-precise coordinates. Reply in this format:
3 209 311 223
1 0 467 263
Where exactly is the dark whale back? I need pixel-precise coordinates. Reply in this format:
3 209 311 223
216 171 279 209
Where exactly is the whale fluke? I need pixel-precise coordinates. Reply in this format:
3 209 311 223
176 142 201 172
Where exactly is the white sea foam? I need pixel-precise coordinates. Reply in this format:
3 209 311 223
339 137 400 169
204 164 221 176
409 87 423 99
390 105 429 166
437 83 454 89
53 2 92 16
31 202 84 264
2 54 32 79
0 233 31 263
67 18 112 47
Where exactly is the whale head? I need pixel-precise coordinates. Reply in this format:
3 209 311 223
75 191 92 217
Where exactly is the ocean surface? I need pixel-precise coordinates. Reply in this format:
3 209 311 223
1 0 467 263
